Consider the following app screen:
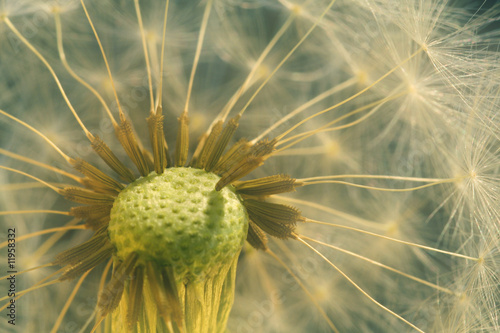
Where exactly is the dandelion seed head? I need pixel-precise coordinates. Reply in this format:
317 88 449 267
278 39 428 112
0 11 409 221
108 168 248 281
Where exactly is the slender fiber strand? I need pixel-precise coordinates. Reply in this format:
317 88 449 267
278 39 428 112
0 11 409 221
134 0 155 113
0 165 60 192
275 48 424 141
301 235 455 294
252 76 358 143
0 148 80 182
4 18 92 139
0 110 71 162
156 0 170 108
184 0 213 114
80 0 125 116
54 11 118 128
51 270 92 333
300 178 461 192
0 226 86 249
0 264 53 281
218 14 296 123
305 219 479 261
238 0 338 116
296 236 425 333
266 249 340 333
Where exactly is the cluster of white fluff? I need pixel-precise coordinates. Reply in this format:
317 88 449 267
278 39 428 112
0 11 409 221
0 0 498 332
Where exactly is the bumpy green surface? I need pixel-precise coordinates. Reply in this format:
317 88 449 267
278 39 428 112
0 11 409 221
108 167 248 280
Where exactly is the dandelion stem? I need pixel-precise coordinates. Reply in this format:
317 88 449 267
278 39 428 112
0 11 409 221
266 249 340 333
300 235 455 295
305 219 479 261
295 236 425 333
3 17 92 139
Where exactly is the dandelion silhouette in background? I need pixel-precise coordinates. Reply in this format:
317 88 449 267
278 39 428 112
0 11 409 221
0 0 499 332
